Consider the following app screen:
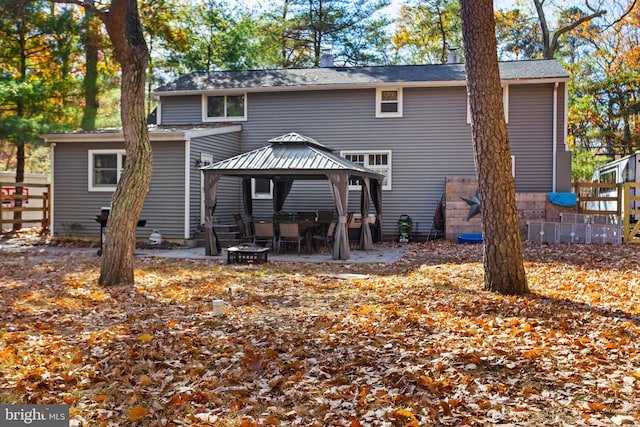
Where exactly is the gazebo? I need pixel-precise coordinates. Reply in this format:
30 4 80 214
201 132 384 260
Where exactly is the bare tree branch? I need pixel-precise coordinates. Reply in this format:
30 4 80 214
549 9 606 56
598 0 638 32
46 0 106 18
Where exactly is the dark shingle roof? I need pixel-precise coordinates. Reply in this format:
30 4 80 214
154 60 569 94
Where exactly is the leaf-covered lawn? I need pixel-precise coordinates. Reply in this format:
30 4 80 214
1 241 639 426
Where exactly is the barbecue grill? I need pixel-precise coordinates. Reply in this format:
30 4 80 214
94 208 146 256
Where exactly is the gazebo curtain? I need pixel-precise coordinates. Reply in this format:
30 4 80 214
370 179 383 242
327 173 350 260
242 178 253 217
203 173 222 255
272 177 294 213
242 178 253 234
359 177 374 250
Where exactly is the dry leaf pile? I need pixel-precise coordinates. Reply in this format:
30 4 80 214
1 240 639 426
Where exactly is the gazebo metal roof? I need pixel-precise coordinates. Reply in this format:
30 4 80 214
200 132 383 181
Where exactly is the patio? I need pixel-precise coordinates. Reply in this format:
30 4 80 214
132 241 408 264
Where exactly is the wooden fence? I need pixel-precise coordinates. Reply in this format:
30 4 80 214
573 181 622 216
572 181 640 243
623 182 640 243
0 181 50 232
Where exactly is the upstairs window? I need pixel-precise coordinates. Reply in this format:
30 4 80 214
203 93 247 122
88 149 126 192
376 88 403 118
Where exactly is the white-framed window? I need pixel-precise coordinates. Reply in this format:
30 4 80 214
252 177 273 199
202 93 247 122
376 87 403 118
467 84 509 124
342 150 392 190
88 149 126 192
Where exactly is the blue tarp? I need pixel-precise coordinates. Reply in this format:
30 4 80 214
548 192 577 207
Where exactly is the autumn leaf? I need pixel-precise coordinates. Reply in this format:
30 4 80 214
581 402 607 413
168 392 189 407
136 333 153 342
139 374 153 386
128 406 150 421
392 408 417 421
243 348 266 372
522 348 542 359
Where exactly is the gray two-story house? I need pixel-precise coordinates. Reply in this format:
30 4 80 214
42 59 571 242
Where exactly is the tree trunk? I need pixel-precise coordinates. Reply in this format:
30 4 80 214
13 0 28 231
459 0 528 295
98 0 152 285
80 0 99 130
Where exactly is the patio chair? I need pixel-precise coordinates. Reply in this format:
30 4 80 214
253 220 276 250
278 222 304 254
234 214 254 243
312 220 336 253
317 210 334 225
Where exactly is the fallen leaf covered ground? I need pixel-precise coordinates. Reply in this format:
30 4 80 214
1 237 639 426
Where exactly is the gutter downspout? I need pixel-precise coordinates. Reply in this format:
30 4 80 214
49 142 55 236
564 83 569 151
184 137 191 240
552 82 558 192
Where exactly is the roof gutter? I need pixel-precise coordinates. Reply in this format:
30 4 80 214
40 125 242 143
153 77 570 97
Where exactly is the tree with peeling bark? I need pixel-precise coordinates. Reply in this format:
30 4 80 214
459 0 528 295
51 0 152 285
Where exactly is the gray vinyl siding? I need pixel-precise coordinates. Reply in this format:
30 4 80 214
161 95 202 125
189 132 242 233
142 141 185 238
52 140 186 239
237 87 476 238
507 84 555 193
157 81 563 239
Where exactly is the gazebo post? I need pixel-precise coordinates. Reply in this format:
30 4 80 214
327 173 350 260
359 177 374 250
203 173 222 256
